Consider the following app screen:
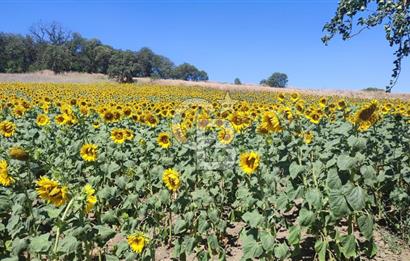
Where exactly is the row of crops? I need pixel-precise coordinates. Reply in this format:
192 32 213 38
0 83 409 260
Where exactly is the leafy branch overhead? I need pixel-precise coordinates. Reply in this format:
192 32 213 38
323 0 410 92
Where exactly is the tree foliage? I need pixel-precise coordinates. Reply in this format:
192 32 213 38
261 72 288 88
234 78 242 85
173 63 209 81
0 22 208 82
323 0 410 92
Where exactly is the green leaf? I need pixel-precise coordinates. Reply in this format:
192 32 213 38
274 243 289 260
12 237 28 255
174 219 187 234
326 168 342 189
337 155 356 171
345 186 366 211
260 231 275 252
358 215 373 240
305 189 322 210
207 234 219 250
329 189 350 218
340 234 356 258
242 235 263 259
97 225 115 242
242 210 263 228
297 208 315 227
29 233 51 253
360 165 377 186
45 206 63 219
287 225 301 246
101 210 118 224
289 162 304 179
57 235 78 254
106 255 120 261
314 239 327 261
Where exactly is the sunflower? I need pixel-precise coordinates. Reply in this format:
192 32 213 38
124 129 134 141
157 132 171 149
309 112 321 124
55 114 67 125
36 114 50 126
0 121 16 138
0 160 14 187
162 168 181 192
144 113 159 127
258 111 282 133
290 92 300 102
303 131 314 144
80 143 98 162
217 127 234 145
353 101 379 132
111 128 126 144
83 184 97 213
35 176 69 207
9 147 29 161
127 232 149 254
239 151 260 175
102 110 115 123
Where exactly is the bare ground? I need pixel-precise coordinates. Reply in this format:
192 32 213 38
0 71 408 100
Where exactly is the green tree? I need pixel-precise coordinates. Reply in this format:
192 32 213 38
234 78 242 85
323 0 410 92
40 45 72 73
0 33 34 73
151 55 175 79
107 51 140 83
261 72 288 88
173 63 208 81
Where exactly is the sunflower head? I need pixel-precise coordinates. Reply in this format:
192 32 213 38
0 121 16 138
162 168 181 192
303 131 314 144
9 147 29 161
157 132 171 149
239 151 260 175
127 232 149 254
80 144 98 162
35 176 69 207
0 160 14 187
217 128 234 145
36 114 50 126
83 184 97 213
111 129 126 144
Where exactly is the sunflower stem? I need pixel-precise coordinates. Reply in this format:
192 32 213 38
53 197 75 257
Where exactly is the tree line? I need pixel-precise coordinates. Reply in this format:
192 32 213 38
0 22 209 83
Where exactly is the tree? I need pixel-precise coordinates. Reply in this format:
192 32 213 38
94 45 114 74
151 55 175 79
136 47 156 77
107 51 140 83
234 78 242 85
173 63 208 81
40 45 72 73
0 33 34 73
323 1 410 92
29 21 71 46
261 72 288 88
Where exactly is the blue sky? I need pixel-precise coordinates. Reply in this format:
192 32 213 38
0 0 409 92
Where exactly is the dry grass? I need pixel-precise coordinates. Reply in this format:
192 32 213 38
0 70 111 83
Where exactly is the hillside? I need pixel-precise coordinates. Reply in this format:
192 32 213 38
0 71 408 100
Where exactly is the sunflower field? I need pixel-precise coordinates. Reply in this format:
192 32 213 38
0 82 409 261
